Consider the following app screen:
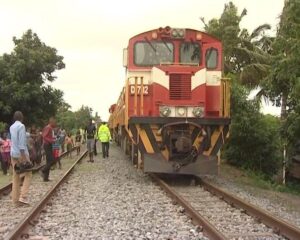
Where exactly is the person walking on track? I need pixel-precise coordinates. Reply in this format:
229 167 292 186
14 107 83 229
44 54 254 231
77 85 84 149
10 111 32 205
0 132 11 175
40 117 56 182
65 133 74 157
85 119 96 162
93 127 98 156
75 130 82 155
0 144 5 175
53 128 62 169
60 128 66 152
98 122 111 159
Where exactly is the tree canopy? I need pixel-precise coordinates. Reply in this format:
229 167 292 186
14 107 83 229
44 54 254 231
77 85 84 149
201 1 271 81
56 104 101 132
263 0 300 119
206 0 300 179
0 30 65 125
201 2 285 178
269 0 300 159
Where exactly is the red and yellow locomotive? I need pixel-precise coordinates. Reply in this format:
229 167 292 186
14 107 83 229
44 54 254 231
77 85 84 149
109 26 230 175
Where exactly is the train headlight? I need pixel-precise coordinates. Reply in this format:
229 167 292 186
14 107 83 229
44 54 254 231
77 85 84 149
171 29 185 38
160 106 171 117
177 107 186 117
172 30 178 37
178 29 184 37
192 107 204 117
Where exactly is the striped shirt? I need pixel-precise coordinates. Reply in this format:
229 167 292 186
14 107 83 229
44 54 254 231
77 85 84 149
53 137 61 150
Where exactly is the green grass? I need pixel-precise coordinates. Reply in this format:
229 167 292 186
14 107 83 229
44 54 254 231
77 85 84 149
0 172 12 188
240 169 300 196
220 163 300 196
274 180 300 195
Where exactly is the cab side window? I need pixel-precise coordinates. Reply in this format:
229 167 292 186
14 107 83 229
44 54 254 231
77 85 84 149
205 48 218 69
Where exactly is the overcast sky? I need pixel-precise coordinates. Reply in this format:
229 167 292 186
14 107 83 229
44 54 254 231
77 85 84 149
0 0 284 120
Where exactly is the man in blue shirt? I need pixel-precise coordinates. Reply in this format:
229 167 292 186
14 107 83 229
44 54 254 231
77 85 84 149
10 111 32 205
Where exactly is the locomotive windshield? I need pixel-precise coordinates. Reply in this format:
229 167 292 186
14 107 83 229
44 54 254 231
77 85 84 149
180 42 201 65
134 41 174 66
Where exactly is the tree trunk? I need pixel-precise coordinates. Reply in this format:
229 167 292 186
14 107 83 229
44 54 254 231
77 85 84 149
281 93 288 120
280 92 288 185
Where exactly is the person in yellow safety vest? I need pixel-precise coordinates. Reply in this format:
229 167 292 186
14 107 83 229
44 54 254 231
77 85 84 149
98 122 111 159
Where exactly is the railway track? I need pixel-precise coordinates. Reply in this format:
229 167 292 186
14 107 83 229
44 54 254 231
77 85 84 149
5 150 87 240
0 148 77 197
151 174 300 240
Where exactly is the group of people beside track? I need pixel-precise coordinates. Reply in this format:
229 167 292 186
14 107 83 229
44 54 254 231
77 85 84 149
0 123 44 176
1 110 111 206
0 117 68 177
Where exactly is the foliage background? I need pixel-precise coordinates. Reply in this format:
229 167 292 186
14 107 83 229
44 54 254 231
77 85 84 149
203 1 299 179
0 30 99 133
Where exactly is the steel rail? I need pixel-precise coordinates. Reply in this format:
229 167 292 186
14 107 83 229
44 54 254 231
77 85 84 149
199 178 300 240
6 150 87 240
0 147 78 196
0 165 43 196
150 173 228 240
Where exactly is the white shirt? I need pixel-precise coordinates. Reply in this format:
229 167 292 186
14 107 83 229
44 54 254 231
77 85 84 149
10 121 29 158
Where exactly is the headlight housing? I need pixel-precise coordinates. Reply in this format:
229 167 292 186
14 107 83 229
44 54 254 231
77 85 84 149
176 107 186 117
192 107 204 117
160 106 171 117
172 30 178 37
171 28 185 38
178 29 184 37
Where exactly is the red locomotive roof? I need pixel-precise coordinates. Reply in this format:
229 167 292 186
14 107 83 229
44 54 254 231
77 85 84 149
128 26 221 45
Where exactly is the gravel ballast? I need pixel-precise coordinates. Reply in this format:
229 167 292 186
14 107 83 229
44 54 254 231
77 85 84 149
173 185 286 240
28 145 207 240
0 155 77 240
203 171 300 229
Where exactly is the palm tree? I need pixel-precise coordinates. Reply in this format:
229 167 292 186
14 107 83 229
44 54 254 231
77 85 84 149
237 24 273 90
200 2 274 103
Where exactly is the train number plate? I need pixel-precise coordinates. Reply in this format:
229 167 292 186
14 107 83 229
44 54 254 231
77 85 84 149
130 85 149 95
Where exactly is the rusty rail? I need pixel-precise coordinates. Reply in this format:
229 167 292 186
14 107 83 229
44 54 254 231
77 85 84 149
0 147 78 197
199 178 300 240
6 150 87 240
150 174 227 240
0 165 43 196
152 173 300 240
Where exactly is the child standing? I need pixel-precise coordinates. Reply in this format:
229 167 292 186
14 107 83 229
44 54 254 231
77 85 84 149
75 130 82 155
53 131 61 169
0 133 11 175
65 133 74 158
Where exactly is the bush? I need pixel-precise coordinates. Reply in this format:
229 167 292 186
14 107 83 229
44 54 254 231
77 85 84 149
0 122 7 133
224 80 282 177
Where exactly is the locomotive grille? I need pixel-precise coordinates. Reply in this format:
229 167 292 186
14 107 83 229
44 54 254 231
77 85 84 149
169 74 192 100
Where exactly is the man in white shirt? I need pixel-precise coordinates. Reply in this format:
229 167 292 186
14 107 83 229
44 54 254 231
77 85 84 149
10 111 32 205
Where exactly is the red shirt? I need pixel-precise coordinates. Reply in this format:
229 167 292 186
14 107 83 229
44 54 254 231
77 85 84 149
0 139 11 153
42 124 54 144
